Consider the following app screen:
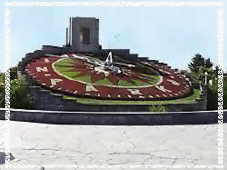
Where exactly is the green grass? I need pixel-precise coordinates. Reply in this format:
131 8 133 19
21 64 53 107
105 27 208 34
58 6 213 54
117 75 160 87
95 78 112 85
54 59 90 82
54 58 161 87
58 67 73 72
118 80 134 86
54 60 74 73
54 58 74 66
63 89 201 105
147 75 160 84
75 75 92 83
63 72 78 77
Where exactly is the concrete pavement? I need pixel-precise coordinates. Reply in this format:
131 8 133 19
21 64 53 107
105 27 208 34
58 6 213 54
0 121 226 170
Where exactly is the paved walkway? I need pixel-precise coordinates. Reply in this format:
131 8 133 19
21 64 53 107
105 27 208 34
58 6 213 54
0 121 226 170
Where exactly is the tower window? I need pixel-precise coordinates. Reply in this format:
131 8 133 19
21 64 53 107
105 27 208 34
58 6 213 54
80 27 90 45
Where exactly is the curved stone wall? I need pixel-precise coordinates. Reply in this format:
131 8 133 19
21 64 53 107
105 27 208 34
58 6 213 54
27 84 207 112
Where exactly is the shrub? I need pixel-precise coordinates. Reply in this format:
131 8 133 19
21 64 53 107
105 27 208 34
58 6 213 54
207 77 227 110
207 85 218 110
0 73 33 109
10 77 33 109
148 105 167 112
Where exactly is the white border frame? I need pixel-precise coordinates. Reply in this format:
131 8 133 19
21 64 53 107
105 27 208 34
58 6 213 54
4 1 224 169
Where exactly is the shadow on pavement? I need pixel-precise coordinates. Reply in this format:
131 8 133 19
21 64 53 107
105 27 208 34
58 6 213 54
0 152 15 164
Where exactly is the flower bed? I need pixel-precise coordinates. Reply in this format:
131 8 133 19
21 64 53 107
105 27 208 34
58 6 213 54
24 54 192 101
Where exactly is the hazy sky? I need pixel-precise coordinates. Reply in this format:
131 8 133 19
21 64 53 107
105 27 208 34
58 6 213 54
0 0 226 71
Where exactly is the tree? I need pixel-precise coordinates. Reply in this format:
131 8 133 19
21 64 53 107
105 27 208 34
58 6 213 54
188 54 218 110
207 79 218 110
188 54 205 73
188 53 214 85
10 66 18 80
0 71 33 109
205 58 213 68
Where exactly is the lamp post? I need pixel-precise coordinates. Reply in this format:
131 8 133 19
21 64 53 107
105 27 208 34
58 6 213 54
204 71 208 86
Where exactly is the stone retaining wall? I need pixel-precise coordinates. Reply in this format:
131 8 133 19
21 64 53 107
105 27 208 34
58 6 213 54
0 109 225 125
28 85 207 112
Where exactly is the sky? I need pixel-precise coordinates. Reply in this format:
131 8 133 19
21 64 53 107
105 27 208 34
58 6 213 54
0 0 226 72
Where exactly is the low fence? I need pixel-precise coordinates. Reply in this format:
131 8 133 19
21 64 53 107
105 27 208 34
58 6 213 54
0 108 226 125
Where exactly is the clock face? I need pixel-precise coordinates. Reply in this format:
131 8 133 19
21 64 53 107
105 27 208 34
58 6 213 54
24 53 192 100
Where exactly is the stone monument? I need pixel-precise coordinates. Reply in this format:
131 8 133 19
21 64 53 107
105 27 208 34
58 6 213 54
66 17 100 52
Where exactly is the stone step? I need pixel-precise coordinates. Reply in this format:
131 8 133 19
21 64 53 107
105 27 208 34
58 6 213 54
103 49 130 56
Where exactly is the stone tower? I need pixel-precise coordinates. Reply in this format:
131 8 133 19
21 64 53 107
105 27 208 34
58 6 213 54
67 17 100 52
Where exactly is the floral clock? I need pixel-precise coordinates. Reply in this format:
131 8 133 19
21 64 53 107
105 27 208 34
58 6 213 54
24 53 192 100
